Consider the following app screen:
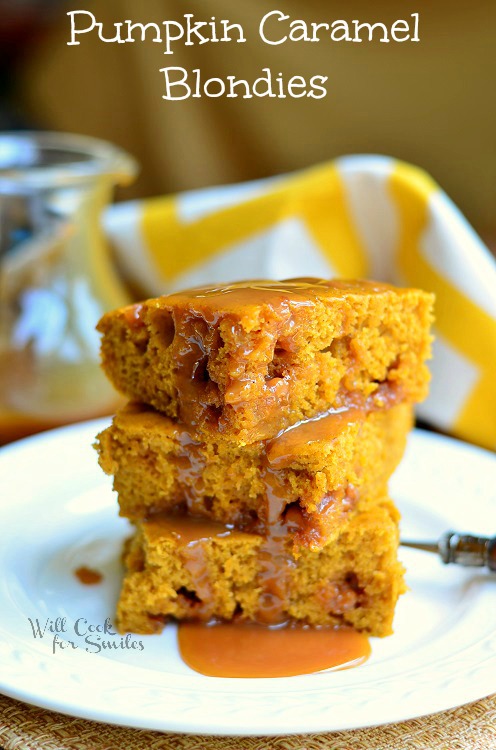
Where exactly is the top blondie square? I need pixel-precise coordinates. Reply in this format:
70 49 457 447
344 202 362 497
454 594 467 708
98 278 434 443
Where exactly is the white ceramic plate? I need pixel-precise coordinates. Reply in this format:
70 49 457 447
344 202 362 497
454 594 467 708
0 420 495 735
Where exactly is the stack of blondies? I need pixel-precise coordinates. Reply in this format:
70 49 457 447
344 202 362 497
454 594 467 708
95 279 433 637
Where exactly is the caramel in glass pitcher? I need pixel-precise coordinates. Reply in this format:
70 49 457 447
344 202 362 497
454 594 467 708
0 132 138 443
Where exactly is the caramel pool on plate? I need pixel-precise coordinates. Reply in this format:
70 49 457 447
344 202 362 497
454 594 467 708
178 621 371 678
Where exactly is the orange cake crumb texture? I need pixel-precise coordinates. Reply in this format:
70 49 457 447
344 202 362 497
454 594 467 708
96 401 412 550
116 502 405 638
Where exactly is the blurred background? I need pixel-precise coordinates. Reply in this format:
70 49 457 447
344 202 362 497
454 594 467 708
0 0 494 444
1 0 495 240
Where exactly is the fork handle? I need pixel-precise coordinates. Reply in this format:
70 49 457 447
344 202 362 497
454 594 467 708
439 532 496 571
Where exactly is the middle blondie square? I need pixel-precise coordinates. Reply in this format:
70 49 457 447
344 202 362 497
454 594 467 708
96 400 412 551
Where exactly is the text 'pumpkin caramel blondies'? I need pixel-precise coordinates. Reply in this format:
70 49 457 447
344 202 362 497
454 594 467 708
97 278 434 443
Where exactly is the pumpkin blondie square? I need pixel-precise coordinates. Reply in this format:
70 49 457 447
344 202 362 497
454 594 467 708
116 501 405 637
97 278 433 443
96 400 413 550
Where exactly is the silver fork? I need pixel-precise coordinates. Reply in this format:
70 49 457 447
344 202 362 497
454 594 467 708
401 532 496 571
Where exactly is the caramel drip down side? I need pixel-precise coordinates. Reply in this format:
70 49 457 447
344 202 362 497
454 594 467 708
255 466 359 624
251 404 366 625
169 307 219 427
255 465 296 625
168 287 315 426
175 429 209 516
145 514 238 620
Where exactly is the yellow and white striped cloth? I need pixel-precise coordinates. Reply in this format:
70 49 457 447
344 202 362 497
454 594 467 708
103 156 496 450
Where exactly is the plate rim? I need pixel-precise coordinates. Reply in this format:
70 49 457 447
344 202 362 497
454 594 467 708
0 420 495 735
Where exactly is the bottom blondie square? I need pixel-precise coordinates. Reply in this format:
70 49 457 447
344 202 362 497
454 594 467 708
116 499 405 638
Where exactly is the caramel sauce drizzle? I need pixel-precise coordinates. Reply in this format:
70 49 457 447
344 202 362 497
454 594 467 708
168 277 392 301
162 280 390 426
254 466 294 625
254 464 358 624
168 294 296 426
174 430 208 516
265 406 364 469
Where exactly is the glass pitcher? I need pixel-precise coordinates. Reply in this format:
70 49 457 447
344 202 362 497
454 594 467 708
0 132 138 443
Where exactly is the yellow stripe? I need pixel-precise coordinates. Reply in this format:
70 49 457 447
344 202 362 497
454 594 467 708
141 163 368 281
390 162 496 449
455 374 496 448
